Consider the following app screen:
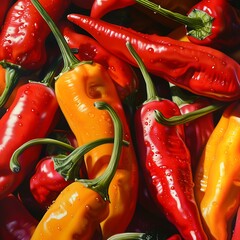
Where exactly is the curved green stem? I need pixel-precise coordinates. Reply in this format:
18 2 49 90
0 61 23 107
40 55 63 87
135 0 214 40
10 138 75 173
135 0 204 29
154 102 225 126
78 101 128 202
126 41 160 102
31 0 82 74
54 137 128 181
107 232 144 240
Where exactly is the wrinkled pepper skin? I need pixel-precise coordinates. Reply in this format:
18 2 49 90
59 21 138 100
0 82 59 199
67 14 240 101
0 0 70 70
31 182 108 240
194 101 240 239
0 194 38 240
135 100 207 240
55 62 139 239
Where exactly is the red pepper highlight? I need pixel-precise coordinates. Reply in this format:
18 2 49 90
134 0 240 51
0 82 59 200
67 14 240 101
127 42 207 239
59 21 138 100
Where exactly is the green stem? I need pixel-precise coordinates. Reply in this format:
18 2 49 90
107 232 144 240
54 137 129 181
40 55 63 87
31 0 81 74
126 42 160 102
78 101 127 202
169 82 198 106
154 102 225 126
10 138 75 173
135 0 204 29
0 61 23 107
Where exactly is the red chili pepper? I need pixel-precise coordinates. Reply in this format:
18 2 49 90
170 85 215 173
0 0 70 107
67 14 240 102
0 194 38 240
127 42 207 239
59 21 139 100
134 0 240 51
30 155 73 210
0 80 59 200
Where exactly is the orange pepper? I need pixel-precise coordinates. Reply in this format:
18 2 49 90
194 102 240 239
31 0 139 239
31 101 127 239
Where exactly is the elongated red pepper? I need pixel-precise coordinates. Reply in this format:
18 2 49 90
0 80 59 199
127 42 207 239
0 194 38 240
59 21 138 100
67 14 240 101
134 0 240 51
0 0 70 107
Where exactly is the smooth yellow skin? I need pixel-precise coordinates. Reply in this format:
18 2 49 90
55 62 139 239
31 182 109 240
194 102 240 240
194 104 235 204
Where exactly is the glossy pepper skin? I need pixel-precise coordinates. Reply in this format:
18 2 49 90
135 0 240 51
194 101 240 240
0 0 70 107
90 0 198 19
0 194 38 240
59 21 138 101
31 0 139 238
0 0 70 70
30 156 73 210
30 101 126 240
0 82 59 200
170 85 215 173
127 42 207 240
67 14 240 102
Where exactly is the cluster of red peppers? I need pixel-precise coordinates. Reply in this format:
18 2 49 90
0 0 240 239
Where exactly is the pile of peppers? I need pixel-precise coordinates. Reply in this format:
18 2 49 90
0 0 240 239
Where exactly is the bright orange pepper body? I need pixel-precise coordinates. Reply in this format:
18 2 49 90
55 62 139 239
194 102 240 240
31 182 109 240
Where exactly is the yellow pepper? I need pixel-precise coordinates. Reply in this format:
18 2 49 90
31 101 126 239
31 1 139 239
194 101 240 240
